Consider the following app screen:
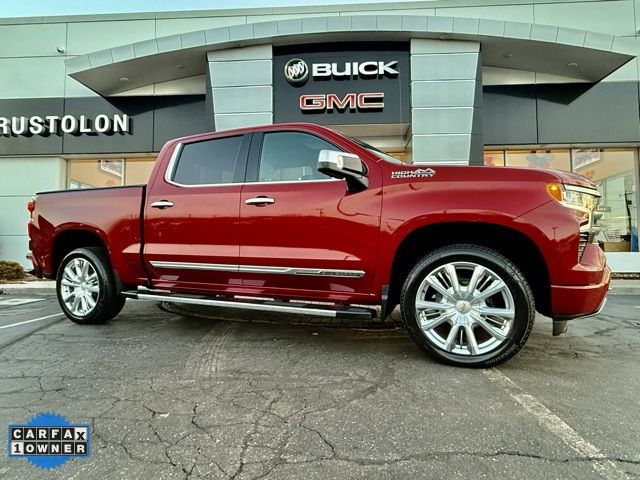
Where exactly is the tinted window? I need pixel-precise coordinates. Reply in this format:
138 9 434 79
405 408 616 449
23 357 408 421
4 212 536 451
172 136 243 185
258 132 337 182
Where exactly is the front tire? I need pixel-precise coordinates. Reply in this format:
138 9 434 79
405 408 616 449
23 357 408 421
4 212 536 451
56 247 125 325
400 244 535 367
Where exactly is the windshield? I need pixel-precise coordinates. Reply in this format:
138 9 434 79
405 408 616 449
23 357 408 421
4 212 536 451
349 137 403 164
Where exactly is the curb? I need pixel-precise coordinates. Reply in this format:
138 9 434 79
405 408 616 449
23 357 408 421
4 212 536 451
609 287 640 295
0 281 56 296
609 279 640 295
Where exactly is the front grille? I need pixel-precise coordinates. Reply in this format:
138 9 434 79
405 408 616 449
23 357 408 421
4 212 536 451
578 231 590 261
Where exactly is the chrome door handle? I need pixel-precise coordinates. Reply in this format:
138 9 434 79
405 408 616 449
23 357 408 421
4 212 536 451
245 196 275 206
151 200 174 209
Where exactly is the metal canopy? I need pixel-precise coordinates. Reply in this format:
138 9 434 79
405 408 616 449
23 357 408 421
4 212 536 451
65 15 635 96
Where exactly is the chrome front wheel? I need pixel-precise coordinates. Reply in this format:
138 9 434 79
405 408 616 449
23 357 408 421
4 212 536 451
415 262 515 356
401 244 535 367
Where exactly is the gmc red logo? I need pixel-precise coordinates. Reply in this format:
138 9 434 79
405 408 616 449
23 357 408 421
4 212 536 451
300 92 384 112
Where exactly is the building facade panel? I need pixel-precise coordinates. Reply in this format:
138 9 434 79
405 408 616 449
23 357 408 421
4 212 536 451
483 85 538 145
0 57 66 99
435 4 533 23
533 1 635 37
536 81 640 144
0 157 65 196
410 38 482 164
66 20 156 55
0 23 67 57
156 16 247 37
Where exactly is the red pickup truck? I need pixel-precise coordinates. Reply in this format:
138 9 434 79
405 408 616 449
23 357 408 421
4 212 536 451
27 123 609 367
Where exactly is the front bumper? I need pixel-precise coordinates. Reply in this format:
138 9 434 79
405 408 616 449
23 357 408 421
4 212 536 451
551 265 611 321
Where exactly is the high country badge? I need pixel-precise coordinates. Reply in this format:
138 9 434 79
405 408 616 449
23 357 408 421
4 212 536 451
391 168 436 179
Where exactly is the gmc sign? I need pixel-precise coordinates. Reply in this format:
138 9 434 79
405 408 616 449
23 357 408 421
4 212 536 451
300 93 384 111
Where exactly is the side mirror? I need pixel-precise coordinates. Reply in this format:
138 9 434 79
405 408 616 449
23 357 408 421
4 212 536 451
317 150 368 191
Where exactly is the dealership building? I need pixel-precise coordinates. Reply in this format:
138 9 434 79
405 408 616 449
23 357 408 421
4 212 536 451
0 0 639 272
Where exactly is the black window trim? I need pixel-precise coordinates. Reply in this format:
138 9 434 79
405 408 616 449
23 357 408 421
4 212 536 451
165 133 252 188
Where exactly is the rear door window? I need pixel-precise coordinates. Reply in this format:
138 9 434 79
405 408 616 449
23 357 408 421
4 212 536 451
172 135 243 186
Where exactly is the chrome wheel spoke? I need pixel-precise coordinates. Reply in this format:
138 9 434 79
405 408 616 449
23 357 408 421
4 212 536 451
85 294 96 309
464 325 479 355
444 264 461 294
420 313 452 331
472 313 507 342
466 265 485 297
80 259 89 278
62 290 76 302
477 306 515 321
416 300 448 311
79 295 88 314
444 324 461 351
73 260 83 279
472 279 507 303
425 275 455 302
72 294 81 312
64 270 81 284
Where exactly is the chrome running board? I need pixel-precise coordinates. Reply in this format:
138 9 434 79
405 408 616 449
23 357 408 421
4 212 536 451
122 289 375 320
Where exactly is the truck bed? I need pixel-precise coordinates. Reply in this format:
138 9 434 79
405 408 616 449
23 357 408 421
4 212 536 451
29 185 146 285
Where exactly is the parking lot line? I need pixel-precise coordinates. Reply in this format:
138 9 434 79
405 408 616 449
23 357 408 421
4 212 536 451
0 313 64 330
0 298 45 306
483 368 629 480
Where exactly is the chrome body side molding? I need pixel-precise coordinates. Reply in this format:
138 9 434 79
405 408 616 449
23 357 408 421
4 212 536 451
149 261 365 278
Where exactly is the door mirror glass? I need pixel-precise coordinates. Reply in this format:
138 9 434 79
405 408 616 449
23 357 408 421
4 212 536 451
317 150 368 191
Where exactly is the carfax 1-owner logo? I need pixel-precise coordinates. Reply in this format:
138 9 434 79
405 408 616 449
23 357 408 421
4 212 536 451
8 413 91 470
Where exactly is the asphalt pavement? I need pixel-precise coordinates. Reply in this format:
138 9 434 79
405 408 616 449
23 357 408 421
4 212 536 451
0 290 638 479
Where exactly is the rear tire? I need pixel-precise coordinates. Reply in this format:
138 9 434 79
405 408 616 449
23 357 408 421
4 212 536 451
56 247 126 325
400 244 535 368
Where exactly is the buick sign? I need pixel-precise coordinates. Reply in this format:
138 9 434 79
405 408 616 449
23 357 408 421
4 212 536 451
284 58 309 85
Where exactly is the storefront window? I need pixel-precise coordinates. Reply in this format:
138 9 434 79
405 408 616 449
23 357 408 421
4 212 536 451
124 158 157 185
483 150 505 167
505 149 571 171
572 149 638 253
67 156 156 189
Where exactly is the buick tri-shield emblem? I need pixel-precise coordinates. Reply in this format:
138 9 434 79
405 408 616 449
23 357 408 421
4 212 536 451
284 58 309 85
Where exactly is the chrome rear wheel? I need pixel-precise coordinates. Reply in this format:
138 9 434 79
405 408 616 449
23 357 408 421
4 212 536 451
61 258 100 316
56 247 126 325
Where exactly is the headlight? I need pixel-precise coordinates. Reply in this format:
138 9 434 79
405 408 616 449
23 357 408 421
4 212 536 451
547 182 601 261
546 182 600 212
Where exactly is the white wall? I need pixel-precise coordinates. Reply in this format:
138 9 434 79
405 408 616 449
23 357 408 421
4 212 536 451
0 157 65 267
